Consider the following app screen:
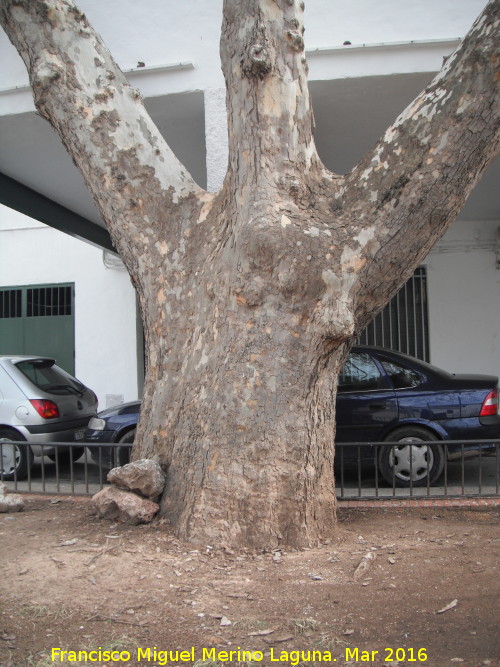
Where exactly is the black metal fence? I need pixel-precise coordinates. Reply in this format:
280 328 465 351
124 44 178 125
1 439 499 500
335 440 499 500
0 441 127 496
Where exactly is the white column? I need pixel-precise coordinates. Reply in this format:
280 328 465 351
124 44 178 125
204 88 228 193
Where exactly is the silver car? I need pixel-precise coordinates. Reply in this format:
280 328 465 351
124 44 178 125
0 355 97 480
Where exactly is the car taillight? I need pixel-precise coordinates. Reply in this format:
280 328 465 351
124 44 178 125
30 399 60 419
479 388 499 417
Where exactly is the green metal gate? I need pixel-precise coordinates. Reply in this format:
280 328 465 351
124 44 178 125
0 283 75 374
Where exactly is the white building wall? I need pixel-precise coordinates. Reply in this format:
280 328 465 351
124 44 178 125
0 205 139 407
0 0 487 115
427 220 500 380
307 0 485 45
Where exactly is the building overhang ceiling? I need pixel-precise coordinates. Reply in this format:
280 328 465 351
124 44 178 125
0 72 497 250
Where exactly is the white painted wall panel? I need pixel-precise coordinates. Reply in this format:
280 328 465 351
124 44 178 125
0 205 139 405
427 220 500 381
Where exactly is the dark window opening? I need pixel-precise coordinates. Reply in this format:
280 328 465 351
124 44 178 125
359 267 429 361
27 286 72 317
0 289 22 319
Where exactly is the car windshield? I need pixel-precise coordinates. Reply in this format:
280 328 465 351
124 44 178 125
15 359 85 395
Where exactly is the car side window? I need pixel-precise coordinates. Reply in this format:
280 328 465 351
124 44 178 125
338 352 384 393
380 360 421 389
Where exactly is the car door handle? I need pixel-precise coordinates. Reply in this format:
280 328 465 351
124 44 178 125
369 402 386 410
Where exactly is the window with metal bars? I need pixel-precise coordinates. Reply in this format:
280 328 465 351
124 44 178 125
26 286 73 317
358 266 430 362
0 289 22 319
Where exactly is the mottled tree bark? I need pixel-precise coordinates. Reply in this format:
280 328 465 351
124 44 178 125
1 0 499 546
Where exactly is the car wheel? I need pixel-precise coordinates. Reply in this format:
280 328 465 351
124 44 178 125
112 430 134 467
0 429 33 481
378 427 445 487
47 447 86 464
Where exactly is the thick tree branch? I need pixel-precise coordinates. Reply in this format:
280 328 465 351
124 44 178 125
341 0 500 329
221 0 325 192
0 0 205 272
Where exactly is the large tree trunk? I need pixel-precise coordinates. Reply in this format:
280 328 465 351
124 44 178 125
135 174 354 547
138 267 345 546
1 0 499 547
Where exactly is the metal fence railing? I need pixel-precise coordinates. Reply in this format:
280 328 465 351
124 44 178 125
335 440 499 500
0 441 130 496
1 439 499 499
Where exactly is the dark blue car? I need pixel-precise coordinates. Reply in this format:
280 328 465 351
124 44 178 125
85 346 499 487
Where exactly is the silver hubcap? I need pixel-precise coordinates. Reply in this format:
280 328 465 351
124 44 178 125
389 438 434 482
0 440 20 475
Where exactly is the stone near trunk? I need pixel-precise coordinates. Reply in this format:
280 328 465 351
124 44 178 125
0 482 24 513
353 551 376 580
92 486 159 525
107 459 166 501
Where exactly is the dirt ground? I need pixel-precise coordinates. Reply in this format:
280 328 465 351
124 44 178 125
0 498 498 667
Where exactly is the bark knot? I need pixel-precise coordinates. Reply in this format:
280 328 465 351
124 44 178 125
286 30 304 52
32 58 64 93
242 42 272 79
241 23 273 79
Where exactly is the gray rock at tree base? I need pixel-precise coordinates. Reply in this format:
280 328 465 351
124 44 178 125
92 486 159 525
0 482 24 513
107 459 166 501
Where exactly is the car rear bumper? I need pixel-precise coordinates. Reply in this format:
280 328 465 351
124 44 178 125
479 414 500 430
13 420 91 449
25 416 92 436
